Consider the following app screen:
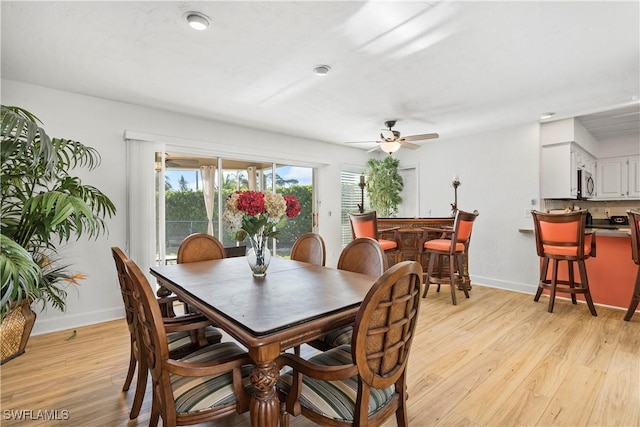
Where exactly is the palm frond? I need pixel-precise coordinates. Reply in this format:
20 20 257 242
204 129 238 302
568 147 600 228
0 235 41 320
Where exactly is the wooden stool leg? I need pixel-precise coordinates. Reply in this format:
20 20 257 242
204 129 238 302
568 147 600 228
534 257 548 302
567 260 577 304
548 259 559 313
448 254 457 305
457 253 469 298
624 267 640 321
422 252 436 298
578 260 597 316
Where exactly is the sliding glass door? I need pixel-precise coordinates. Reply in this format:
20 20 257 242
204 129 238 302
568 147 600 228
155 153 315 264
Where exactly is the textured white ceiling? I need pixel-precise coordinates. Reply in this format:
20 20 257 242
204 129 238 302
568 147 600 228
2 1 638 148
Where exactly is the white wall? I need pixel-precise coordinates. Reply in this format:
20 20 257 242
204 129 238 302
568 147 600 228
3 79 545 334
2 79 372 334
396 122 542 293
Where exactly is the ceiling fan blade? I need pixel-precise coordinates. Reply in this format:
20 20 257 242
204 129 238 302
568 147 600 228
345 140 379 144
399 140 421 150
402 132 439 142
166 158 199 164
366 146 381 153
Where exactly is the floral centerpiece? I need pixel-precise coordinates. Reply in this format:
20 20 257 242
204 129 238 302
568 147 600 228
223 190 301 276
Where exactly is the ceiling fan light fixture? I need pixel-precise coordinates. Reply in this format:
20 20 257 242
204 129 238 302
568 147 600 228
186 12 210 30
380 140 401 154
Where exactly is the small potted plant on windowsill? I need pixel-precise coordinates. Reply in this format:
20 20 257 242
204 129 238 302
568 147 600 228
0 105 116 363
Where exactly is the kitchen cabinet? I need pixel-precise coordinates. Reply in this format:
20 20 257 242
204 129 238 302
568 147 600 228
630 156 640 198
596 155 640 200
541 142 595 199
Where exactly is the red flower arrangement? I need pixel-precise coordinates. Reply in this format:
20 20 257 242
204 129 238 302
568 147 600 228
223 190 301 241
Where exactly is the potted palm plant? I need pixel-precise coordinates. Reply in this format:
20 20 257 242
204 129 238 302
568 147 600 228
0 105 116 363
365 156 404 217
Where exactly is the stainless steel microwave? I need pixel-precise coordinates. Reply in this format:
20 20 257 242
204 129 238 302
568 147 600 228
577 169 594 199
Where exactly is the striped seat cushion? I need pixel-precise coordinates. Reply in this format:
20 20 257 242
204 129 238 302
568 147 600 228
321 326 353 348
167 326 223 353
171 341 253 415
278 345 396 422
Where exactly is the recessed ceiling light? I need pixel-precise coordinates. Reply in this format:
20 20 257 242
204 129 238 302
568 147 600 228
540 112 555 120
313 65 331 76
185 12 210 30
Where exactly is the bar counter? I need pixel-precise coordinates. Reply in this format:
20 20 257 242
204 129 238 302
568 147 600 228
378 217 472 288
519 227 636 310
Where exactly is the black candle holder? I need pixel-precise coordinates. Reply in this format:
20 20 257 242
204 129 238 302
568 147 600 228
451 179 461 215
357 176 366 213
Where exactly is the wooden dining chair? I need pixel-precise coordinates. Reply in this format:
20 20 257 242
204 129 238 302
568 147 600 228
177 233 227 263
111 247 224 419
308 237 389 352
338 236 389 277
277 261 423 427
531 210 597 316
348 211 400 265
421 209 479 305
625 210 640 321
290 233 326 266
124 258 254 427
166 233 228 316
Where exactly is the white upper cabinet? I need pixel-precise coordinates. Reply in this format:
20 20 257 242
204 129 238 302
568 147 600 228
629 156 640 199
541 142 595 199
596 155 640 199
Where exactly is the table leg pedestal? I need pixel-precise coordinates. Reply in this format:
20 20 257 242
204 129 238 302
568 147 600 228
249 361 279 427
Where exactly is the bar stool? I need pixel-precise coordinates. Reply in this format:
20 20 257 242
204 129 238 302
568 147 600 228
348 211 400 265
531 210 597 316
624 210 640 321
421 209 479 305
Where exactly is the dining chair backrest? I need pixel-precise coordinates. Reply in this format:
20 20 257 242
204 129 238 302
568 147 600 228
628 210 640 266
338 237 388 277
125 259 171 379
625 210 640 321
278 261 423 427
290 233 326 266
450 209 479 253
124 258 252 425
177 233 226 263
351 261 423 391
348 211 380 240
111 247 136 334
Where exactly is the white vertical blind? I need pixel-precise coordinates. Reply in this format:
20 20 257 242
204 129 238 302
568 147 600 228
340 171 369 247
126 139 162 282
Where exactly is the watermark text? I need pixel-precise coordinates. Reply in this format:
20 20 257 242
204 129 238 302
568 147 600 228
3 409 70 421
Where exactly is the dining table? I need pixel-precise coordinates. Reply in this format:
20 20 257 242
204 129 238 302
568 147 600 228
150 256 378 427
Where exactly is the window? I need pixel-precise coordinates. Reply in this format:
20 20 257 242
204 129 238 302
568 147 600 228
155 153 316 263
340 171 369 247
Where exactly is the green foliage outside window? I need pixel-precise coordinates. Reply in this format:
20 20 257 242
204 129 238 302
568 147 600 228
163 184 312 255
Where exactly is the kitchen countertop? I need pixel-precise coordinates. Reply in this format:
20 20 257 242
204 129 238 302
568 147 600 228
518 227 631 237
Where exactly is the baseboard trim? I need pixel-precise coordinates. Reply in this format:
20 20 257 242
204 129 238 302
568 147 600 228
31 307 125 336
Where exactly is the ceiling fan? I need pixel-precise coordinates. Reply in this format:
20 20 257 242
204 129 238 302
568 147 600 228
164 154 200 168
346 120 439 154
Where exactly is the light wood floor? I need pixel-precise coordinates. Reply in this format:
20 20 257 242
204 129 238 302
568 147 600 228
1 286 638 426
